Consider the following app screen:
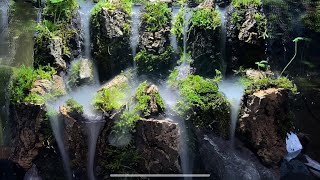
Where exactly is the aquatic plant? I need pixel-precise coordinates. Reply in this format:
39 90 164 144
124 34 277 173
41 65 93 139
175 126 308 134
279 37 311 78
142 2 171 32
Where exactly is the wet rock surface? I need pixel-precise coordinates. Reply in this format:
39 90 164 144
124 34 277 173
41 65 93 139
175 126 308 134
9 103 47 169
196 129 278 180
91 7 132 82
238 88 292 166
135 118 181 173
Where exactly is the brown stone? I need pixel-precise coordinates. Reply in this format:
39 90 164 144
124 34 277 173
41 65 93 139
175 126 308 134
135 118 181 173
238 88 292 166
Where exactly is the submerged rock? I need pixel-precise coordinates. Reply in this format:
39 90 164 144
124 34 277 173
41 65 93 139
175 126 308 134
238 88 292 166
135 118 181 173
196 130 278 180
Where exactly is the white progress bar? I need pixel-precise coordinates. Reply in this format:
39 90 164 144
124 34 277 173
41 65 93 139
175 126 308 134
110 174 211 178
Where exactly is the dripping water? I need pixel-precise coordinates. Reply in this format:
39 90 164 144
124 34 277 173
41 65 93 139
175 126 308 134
218 78 244 146
130 4 142 67
216 5 228 75
170 5 180 53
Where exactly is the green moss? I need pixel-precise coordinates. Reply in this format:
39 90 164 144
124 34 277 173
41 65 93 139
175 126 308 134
91 0 132 16
232 0 261 8
190 8 221 30
65 98 84 114
44 0 78 23
241 76 298 94
93 82 129 113
302 5 320 33
114 110 140 134
174 74 230 137
134 46 173 75
142 2 171 32
9 65 56 104
134 81 165 117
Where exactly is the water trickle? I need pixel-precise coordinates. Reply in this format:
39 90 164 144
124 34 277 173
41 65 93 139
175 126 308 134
216 5 228 75
218 78 244 146
79 1 95 59
130 4 142 66
170 5 180 53
0 0 10 60
182 7 191 61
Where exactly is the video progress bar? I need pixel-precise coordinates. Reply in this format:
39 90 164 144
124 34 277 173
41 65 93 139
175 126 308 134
110 174 211 178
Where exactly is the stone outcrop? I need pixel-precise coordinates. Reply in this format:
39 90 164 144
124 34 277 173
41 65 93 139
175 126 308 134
135 118 181 173
68 59 94 87
9 103 47 169
238 88 292 166
91 7 132 82
196 130 278 179
30 75 66 96
226 4 267 72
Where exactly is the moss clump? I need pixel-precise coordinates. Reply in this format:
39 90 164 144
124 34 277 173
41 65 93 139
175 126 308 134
232 0 261 8
44 0 78 23
142 2 171 33
93 82 129 113
134 46 173 75
65 98 84 114
9 65 57 104
67 60 94 87
134 81 165 117
113 110 140 134
302 5 320 33
241 76 298 95
190 8 221 30
92 0 132 16
174 74 230 137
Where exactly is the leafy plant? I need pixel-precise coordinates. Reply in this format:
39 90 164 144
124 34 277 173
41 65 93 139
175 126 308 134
44 0 78 23
190 8 221 30
255 60 270 71
279 37 311 78
66 98 84 114
142 2 171 33
232 0 261 8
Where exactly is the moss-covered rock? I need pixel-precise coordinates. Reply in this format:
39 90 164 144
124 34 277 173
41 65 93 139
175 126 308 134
188 7 222 77
91 1 132 82
136 2 174 77
34 1 82 71
134 81 165 117
226 0 267 71
67 59 94 88
174 74 230 138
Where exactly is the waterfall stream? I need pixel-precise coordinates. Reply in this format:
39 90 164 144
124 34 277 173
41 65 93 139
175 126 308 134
170 5 180 53
216 5 228 75
218 78 244 146
130 4 142 67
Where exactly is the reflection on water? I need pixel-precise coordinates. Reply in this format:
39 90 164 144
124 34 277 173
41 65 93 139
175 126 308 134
0 1 37 145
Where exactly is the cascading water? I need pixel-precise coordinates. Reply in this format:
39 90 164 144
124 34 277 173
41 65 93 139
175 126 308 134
216 5 228 75
79 1 95 59
170 5 180 53
0 0 9 60
130 4 142 66
218 78 244 146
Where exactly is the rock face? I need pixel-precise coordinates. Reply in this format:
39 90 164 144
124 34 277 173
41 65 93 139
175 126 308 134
30 75 66 96
196 130 278 180
135 118 181 173
226 4 267 72
91 7 132 82
238 88 292 166
9 103 47 169
79 59 93 83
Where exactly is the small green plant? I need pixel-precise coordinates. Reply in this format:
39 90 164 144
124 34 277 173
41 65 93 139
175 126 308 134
255 60 270 71
114 109 140 134
66 98 84 114
279 37 311 78
92 0 132 16
142 2 171 32
232 0 261 8
44 0 78 23
171 7 185 38
190 8 221 30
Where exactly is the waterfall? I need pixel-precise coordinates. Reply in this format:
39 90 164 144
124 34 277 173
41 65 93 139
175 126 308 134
0 0 9 60
218 78 244 146
79 1 95 59
182 7 191 61
48 114 73 180
216 5 228 75
130 4 142 67
170 5 180 53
